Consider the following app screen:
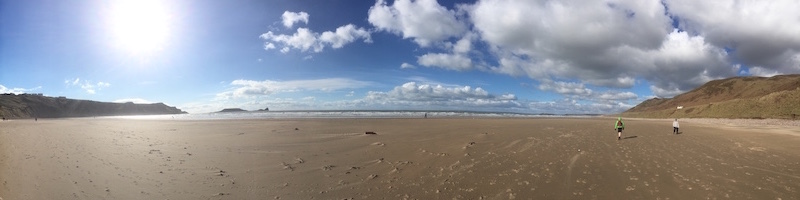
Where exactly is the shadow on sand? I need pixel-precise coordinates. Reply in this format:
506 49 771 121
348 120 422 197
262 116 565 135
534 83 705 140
623 136 638 140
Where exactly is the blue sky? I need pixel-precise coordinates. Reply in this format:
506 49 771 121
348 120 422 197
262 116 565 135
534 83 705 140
1 0 799 114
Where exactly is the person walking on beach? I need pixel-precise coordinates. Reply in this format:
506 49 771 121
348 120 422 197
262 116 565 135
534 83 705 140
614 117 625 140
673 119 680 134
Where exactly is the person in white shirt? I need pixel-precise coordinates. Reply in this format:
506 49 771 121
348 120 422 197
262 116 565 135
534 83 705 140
673 119 680 134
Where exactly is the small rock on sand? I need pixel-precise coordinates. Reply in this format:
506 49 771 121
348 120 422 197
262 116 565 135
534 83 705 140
365 131 377 135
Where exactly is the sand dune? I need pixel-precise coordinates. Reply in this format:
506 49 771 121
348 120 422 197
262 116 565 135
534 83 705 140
1 118 799 199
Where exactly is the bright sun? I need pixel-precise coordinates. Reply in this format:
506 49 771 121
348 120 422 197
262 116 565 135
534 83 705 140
106 0 171 56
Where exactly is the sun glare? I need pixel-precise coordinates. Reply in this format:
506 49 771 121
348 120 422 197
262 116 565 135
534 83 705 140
106 0 171 56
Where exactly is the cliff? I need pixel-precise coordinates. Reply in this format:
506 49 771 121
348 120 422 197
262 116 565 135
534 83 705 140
622 74 800 119
216 108 247 113
0 94 186 119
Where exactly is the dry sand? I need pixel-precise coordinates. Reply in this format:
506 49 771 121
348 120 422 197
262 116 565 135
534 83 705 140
1 118 799 199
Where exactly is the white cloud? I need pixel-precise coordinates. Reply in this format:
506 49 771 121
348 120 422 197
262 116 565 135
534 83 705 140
538 80 593 96
471 0 670 53
368 0 467 47
595 91 638 101
367 82 489 101
538 80 638 100
264 43 275 50
113 98 154 104
281 11 309 28
527 97 634 114
535 79 637 113
498 94 516 100
65 78 110 94
640 30 735 97
464 1 749 98
418 53 472 71
319 24 372 48
748 67 782 77
301 96 315 101
400 62 416 69
260 28 322 53
665 0 800 73
362 82 522 109
217 78 372 99
0 85 41 94
452 34 473 54
469 0 674 88
189 80 636 114
261 24 371 53
405 76 455 87
649 85 683 98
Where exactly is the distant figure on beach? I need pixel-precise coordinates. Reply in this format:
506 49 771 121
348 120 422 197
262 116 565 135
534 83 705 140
614 117 625 140
424 113 427 118
673 119 680 134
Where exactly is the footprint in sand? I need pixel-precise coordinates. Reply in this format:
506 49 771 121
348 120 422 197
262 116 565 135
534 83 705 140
281 162 294 171
463 142 476 149
748 147 766 152
367 174 378 180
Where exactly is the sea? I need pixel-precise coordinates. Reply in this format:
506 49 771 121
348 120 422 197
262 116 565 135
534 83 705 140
104 110 597 120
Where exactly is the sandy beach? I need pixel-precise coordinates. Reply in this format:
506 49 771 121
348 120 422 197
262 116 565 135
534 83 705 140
1 118 799 199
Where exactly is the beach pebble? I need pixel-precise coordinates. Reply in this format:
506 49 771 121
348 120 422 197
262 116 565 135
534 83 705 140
365 131 377 135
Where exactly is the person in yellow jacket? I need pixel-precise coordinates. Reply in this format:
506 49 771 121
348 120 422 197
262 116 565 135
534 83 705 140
614 117 625 140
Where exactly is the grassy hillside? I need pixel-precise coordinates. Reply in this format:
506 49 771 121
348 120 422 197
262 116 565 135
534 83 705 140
622 75 800 119
0 94 186 119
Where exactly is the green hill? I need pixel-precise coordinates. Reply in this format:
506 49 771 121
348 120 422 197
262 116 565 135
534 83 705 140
0 94 186 119
622 74 800 119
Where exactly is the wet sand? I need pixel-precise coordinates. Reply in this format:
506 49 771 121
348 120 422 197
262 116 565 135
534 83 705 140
1 118 799 199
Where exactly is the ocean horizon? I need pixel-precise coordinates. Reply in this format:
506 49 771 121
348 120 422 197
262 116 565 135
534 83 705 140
103 110 601 120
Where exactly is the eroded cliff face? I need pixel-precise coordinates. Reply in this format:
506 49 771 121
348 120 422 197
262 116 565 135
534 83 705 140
0 94 186 119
